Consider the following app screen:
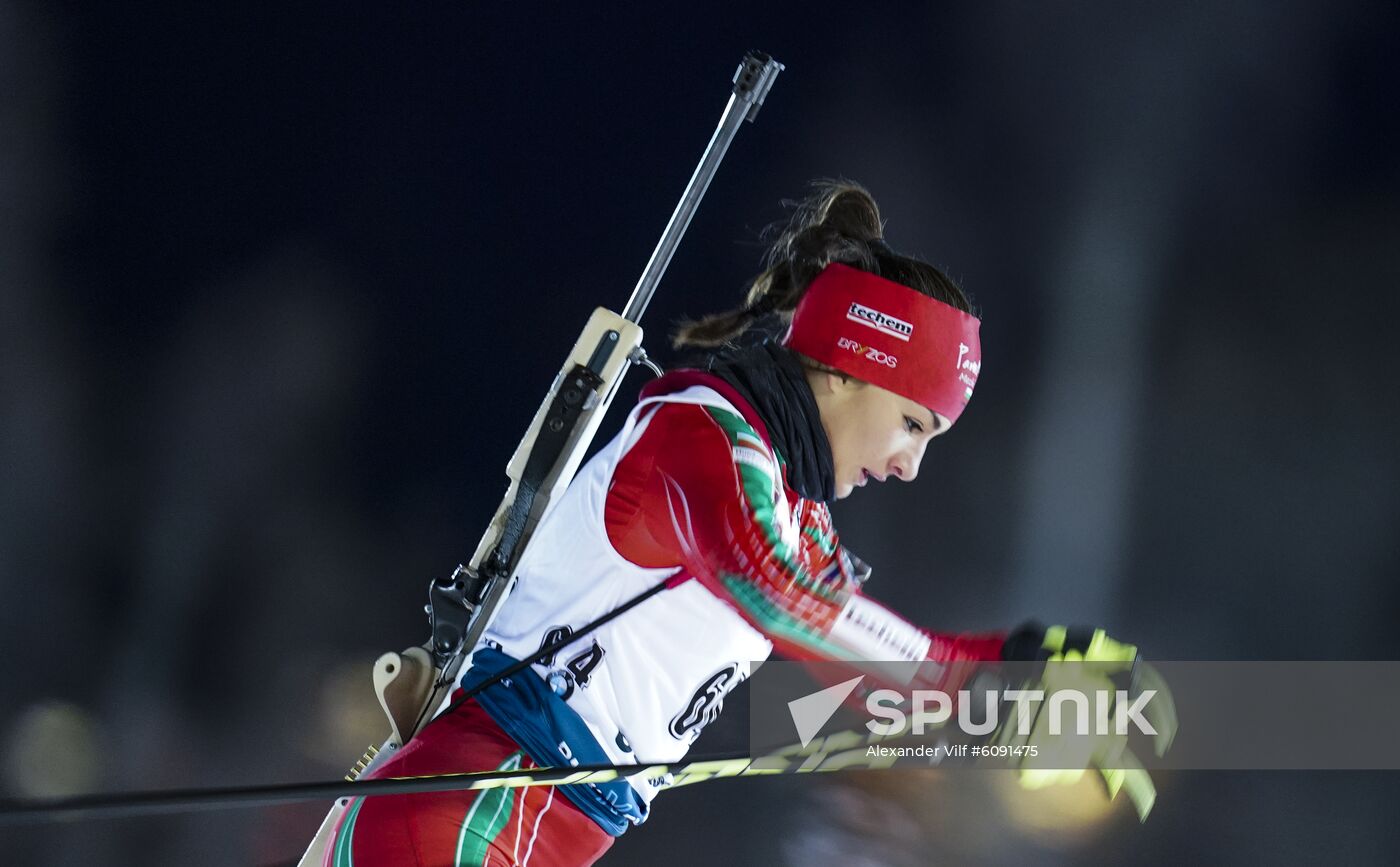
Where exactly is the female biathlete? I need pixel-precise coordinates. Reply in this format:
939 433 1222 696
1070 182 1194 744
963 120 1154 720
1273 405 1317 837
325 182 1149 866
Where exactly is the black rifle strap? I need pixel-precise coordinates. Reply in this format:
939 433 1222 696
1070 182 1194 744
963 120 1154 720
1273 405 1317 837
435 577 674 721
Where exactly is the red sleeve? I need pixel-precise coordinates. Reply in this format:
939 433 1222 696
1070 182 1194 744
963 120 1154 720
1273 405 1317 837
604 400 1004 680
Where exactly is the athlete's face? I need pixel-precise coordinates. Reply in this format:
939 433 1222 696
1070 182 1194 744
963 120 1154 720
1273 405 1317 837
809 370 950 499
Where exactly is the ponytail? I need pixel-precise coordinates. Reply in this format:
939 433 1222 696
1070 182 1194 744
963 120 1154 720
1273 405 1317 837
672 180 971 349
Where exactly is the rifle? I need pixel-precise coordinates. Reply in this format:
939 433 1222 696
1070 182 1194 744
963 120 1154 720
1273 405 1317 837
296 50 784 866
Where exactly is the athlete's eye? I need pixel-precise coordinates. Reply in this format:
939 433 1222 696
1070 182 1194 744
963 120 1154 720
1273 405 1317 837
904 416 924 434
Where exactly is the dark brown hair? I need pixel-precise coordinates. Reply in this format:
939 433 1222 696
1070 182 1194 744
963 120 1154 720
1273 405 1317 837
672 180 972 349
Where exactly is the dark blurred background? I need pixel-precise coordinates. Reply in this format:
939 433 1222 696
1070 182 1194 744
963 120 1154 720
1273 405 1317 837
3 2 1399 864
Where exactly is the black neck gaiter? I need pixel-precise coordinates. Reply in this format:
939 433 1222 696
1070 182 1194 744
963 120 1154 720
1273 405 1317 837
701 338 837 503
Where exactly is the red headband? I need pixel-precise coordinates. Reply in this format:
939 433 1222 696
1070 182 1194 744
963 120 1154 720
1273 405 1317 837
783 262 981 425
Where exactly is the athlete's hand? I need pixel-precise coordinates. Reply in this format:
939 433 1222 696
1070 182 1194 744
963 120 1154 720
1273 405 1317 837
996 622 1176 820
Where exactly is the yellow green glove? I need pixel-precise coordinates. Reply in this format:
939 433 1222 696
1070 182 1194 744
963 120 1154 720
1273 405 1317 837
997 622 1177 820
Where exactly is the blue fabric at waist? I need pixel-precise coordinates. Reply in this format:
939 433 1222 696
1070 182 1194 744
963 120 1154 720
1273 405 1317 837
459 646 648 837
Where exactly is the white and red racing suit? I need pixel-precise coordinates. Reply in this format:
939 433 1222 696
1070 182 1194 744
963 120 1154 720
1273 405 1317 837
329 369 1005 866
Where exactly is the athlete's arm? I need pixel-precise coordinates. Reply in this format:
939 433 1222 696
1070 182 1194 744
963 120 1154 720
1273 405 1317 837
604 401 1003 679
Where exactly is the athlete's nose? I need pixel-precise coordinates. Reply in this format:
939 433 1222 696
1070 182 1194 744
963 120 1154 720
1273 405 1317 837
890 439 928 482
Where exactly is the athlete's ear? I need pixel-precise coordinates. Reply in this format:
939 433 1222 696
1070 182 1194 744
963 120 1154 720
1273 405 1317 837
804 365 860 397
804 367 837 397
827 370 865 394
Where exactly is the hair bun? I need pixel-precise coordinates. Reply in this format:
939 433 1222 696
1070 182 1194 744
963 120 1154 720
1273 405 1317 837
813 182 884 243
